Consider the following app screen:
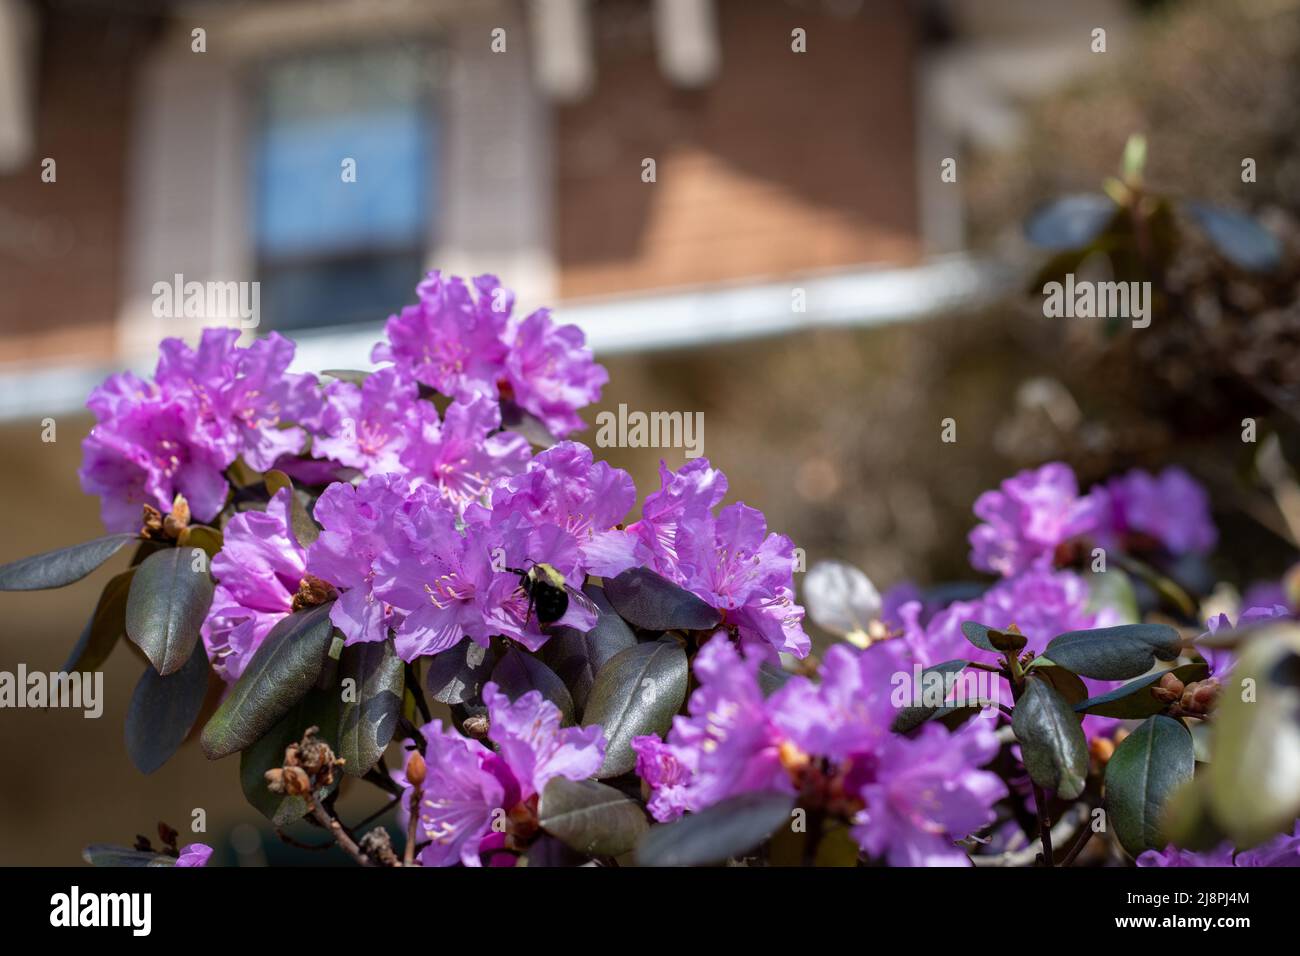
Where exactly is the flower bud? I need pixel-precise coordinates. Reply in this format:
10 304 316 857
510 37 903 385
406 751 427 787
1152 672 1185 703
1090 737 1116 764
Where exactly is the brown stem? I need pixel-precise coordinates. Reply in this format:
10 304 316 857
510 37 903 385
1030 783 1054 866
1060 823 1094 867
403 787 422 867
306 793 374 867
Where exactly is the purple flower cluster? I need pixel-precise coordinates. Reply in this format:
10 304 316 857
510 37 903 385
203 447 808 674
632 636 1006 866
310 368 532 511
1137 820 1300 867
372 272 607 438
968 462 1216 577
201 488 308 681
623 459 809 658
80 329 324 531
401 683 605 867
80 273 607 532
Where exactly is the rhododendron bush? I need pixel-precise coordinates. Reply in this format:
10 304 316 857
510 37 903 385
2 271 1298 869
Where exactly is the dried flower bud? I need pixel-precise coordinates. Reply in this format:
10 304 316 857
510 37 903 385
359 827 399 866
292 574 338 612
157 821 179 848
406 751 427 787
141 504 164 538
282 766 312 796
264 767 285 793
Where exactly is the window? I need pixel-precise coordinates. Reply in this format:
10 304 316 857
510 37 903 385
251 43 436 331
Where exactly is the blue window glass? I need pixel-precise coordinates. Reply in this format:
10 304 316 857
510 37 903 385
252 44 436 331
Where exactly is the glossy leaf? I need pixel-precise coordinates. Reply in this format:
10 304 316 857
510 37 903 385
0 533 135 591
338 639 404 777
584 639 689 778
81 844 176 867
603 568 721 632
538 777 649 858
541 588 637 714
1075 662 1210 718
1185 201 1282 273
961 621 1025 654
179 524 223 559
425 639 495 705
125 547 215 676
491 646 575 725
1025 194 1116 250
635 791 795 867
1028 661 1089 707
1011 674 1088 800
499 399 558 448
240 686 341 826
1042 623 1181 680
62 568 135 673
1105 714 1194 856
892 660 973 733
264 471 320 546
125 641 212 774
201 603 337 758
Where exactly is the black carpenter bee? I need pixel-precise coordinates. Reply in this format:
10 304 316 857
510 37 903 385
506 562 599 626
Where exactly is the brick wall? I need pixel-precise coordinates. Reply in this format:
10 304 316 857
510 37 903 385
555 0 921 298
0 7 155 366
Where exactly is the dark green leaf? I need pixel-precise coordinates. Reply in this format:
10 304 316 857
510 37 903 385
1011 674 1088 800
541 590 637 714
1025 194 1116 249
757 659 793 697
892 660 974 732
125 547 215 676
201 603 337 758
1076 662 1210 718
81 844 176 867
491 646 575 725
1105 714 1194 856
635 791 795 866
62 568 135 673
1042 623 1181 680
0 533 135 591
180 525 223 559
603 568 721 632
1029 661 1089 707
425 639 495 705
263 471 320 546
240 686 341 826
584 639 688 778
538 777 649 858
125 641 212 774
1185 201 1282 272
338 639 404 777
499 399 557 448
960 621 1024 654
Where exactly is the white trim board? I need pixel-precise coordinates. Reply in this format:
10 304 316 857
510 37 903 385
0 256 1008 422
